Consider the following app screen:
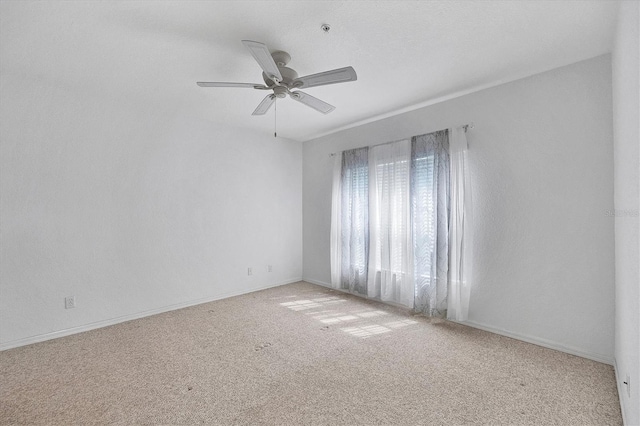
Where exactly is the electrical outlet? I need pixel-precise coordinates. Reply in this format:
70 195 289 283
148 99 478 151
624 375 631 397
65 296 76 309
247 267 252 276
268 265 272 272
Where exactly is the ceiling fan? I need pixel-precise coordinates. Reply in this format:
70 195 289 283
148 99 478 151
197 40 357 115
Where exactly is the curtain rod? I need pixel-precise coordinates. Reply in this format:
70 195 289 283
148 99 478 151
328 122 474 157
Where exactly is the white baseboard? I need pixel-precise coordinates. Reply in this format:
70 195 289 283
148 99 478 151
450 319 614 365
302 278 614 366
0 278 302 352
302 278 332 288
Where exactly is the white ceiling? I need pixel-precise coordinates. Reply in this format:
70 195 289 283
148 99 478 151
1 1 620 142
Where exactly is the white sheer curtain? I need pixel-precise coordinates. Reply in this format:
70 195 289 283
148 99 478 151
330 153 342 289
447 126 473 321
367 140 414 308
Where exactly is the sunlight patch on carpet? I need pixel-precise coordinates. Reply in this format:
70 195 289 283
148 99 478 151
319 315 359 324
280 300 323 311
355 310 388 318
341 325 392 338
279 295 419 340
280 297 347 311
384 319 418 328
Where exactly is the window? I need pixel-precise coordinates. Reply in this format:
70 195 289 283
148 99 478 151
331 129 459 317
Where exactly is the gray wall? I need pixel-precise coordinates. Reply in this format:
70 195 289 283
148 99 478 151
303 55 614 363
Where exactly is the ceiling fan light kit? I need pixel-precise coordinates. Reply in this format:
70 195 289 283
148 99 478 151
196 40 357 117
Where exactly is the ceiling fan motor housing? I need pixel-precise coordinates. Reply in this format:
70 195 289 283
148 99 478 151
273 86 287 98
262 50 298 89
262 66 298 87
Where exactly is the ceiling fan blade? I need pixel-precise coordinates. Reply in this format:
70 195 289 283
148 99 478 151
252 94 276 116
197 82 267 89
292 66 357 89
241 40 283 83
289 91 335 114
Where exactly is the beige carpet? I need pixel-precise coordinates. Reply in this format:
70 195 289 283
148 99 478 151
0 281 622 425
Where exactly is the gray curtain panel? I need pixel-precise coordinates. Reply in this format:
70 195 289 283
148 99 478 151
340 147 369 295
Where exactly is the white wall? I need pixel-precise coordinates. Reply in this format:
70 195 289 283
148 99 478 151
0 49 302 349
303 55 614 363
612 1 640 424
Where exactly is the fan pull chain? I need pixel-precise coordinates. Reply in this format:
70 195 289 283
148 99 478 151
274 97 277 138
